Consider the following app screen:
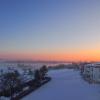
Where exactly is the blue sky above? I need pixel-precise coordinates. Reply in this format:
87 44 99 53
0 0 100 61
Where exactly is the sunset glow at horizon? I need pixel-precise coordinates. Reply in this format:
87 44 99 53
0 0 100 62
1 49 100 62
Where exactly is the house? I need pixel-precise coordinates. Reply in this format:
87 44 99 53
82 63 100 83
92 63 100 82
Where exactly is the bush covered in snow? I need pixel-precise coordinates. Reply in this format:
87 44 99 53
0 65 49 99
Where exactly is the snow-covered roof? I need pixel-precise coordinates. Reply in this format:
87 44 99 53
85 63 100 68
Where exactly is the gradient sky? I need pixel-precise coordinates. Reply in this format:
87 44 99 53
0 0 100 61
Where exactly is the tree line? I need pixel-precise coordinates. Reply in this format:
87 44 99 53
0 65 48 99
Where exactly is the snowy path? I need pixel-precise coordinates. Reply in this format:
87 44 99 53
23 69 100 100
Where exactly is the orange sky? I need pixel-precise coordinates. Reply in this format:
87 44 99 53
1 49 100 62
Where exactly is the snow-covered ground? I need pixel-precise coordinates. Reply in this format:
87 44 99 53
23 69 100 100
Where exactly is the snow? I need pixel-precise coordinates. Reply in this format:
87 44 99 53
0 65 35 93
0 96 9 100
23 69 100 100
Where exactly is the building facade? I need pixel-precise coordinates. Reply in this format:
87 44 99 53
82 63 100 83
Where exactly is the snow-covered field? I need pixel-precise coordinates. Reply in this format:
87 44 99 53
23 69 100 100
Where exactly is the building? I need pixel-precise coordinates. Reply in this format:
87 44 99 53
82 63 100 83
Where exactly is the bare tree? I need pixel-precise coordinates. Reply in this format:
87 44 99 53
2 72 21 99
40 65 48 80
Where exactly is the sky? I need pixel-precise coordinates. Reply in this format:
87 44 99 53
0 0 100 61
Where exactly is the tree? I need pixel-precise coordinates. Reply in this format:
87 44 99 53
28 69 34 77
40 65 48 79
34 70 40 80
34 69 41 86
2 72 22 99
34 66 48 86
